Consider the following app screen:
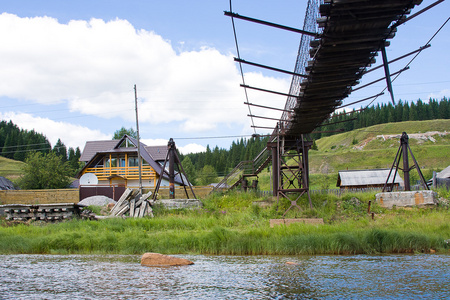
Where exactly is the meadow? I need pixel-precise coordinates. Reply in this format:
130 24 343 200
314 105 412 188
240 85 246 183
1 189 449 255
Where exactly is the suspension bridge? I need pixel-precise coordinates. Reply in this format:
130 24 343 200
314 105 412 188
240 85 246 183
214 0 445 214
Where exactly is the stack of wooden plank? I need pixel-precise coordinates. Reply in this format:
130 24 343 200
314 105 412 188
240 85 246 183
109 188 154 218
1 203 83 222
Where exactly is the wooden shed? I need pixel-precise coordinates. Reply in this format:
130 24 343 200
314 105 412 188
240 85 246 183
337 169 403 190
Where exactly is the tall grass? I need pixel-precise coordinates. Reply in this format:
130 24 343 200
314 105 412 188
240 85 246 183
1 191 449 255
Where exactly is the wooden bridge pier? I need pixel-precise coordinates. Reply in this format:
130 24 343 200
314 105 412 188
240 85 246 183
268 125 313 215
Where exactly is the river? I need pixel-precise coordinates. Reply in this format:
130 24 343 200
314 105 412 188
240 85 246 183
0 254 449 299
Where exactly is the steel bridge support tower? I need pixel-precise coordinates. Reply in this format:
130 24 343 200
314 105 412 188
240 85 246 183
268 124 313 216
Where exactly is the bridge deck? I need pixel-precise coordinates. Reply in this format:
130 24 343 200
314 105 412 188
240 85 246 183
286 0 422 135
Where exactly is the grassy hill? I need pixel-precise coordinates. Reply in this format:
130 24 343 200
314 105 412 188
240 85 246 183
0 156 25 182
310 119 449 174
256 120 449 190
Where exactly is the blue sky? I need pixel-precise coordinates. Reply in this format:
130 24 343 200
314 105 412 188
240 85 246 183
0 0 449 153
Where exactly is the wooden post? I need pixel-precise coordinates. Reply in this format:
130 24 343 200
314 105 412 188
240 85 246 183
401 133 411 191
135 84 143 195
168 138 175 199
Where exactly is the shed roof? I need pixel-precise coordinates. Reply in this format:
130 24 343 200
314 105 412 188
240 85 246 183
436 166 450 179
337 169 403 187
0 176 15 190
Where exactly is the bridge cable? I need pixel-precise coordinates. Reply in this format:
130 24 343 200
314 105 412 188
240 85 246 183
228 0 257 135
364 16 450 109
320 17 449 133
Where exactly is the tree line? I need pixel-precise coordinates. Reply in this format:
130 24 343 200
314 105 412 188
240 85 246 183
312 97 449 139
0 120 82 175
179 136 269 185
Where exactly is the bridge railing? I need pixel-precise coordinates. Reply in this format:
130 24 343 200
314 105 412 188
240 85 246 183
281 0 322 129
213 145 272 192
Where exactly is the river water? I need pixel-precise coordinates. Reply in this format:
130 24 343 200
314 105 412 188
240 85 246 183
0 254 449 299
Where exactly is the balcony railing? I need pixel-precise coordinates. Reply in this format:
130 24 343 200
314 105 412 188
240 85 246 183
84 166 156 181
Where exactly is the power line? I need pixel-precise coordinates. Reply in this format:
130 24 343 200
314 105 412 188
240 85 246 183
172 134 268 140
0 145 69 155
0 142 50 149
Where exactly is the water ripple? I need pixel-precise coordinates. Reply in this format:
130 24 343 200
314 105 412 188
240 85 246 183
0 254 449 299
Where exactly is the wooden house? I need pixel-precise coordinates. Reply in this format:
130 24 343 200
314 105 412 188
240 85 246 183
78 135 186 190
337 169 404 190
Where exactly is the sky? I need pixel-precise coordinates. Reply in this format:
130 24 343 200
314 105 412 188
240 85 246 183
0 0 449 154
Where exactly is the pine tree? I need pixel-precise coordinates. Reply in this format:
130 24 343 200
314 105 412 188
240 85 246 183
409 102 418 121
438 97 449 119
402 102 410 121
53 139 67 162
2 133 15 159
181 156 196 185
13 132 26 161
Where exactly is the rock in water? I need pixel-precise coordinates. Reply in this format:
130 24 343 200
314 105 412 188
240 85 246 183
141 253 194 267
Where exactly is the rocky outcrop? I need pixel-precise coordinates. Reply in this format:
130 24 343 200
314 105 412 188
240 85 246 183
140 253 194 267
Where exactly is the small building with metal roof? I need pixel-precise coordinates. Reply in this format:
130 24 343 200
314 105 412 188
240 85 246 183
337 169 404 190
429 165 450 188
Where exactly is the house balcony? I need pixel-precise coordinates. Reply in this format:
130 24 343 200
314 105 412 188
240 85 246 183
83 166 156 181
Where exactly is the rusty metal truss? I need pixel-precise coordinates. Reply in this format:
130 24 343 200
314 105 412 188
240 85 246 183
268 124 313 216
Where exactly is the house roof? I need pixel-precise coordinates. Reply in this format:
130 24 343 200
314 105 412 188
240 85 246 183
80 138 169 163
337 169 404 187
145 146 168 161
78 135 186 185
79 140 117 162
436 166 450 179
0 176 15 190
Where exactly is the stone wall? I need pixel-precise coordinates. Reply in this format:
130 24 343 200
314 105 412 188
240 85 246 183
157 199 202 210
375 190 437 208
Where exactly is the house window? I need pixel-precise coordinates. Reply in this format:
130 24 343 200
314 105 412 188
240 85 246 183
105 157 118 168
119 139 136 148
128 157 139 167
119 158 126 167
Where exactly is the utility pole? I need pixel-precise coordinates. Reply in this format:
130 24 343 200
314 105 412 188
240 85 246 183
134 84 143 195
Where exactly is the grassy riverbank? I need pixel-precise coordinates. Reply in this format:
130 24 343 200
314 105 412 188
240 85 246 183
1 190 449 255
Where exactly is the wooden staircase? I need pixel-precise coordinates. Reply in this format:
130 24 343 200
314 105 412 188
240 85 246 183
213 146 272 191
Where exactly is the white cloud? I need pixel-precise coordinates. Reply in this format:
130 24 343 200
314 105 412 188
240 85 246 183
427 89 450 100
141 138 206 154
0 112 110 150
178 143 207 154
140 138 169 146
0 13 291 147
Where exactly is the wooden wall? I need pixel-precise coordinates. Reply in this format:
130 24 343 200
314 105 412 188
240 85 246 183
0 186 214 205
145 186 214 199
0 189 79 205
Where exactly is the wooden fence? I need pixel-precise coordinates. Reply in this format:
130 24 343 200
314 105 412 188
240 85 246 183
254 185 432 197
150 186 214 199
0 186 215 206
0 189 79 205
